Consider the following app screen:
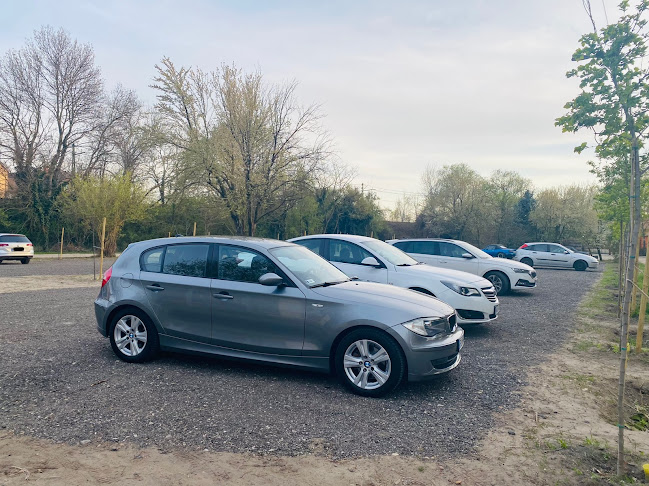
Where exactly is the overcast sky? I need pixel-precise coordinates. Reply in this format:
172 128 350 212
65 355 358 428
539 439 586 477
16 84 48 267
0 0 620 208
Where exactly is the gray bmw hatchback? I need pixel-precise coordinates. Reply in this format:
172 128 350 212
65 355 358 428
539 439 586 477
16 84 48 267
95 237 464 396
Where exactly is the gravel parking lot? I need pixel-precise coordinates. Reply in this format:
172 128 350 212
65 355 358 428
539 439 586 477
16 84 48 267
0 258 601 458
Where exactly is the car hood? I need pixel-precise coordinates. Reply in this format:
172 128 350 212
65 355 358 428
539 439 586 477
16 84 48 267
484 257 534 272
310 281 455 318
394 263 491 287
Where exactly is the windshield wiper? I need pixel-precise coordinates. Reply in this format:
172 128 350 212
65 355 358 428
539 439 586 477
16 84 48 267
310 280 349 288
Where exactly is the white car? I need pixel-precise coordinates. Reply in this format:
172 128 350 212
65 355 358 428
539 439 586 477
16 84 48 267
513 242 599 271
387 238 537 295
0 233 34 264
288 234 499 325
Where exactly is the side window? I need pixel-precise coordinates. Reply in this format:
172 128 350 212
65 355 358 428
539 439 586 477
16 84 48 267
438 242 466 258
141 247 165 273
297 238 324 256
217 246 280 284
163 244 209 277
548 244 565 253
531 244 548 252
329 240 373 265
393 241 412 252
411 241 438 255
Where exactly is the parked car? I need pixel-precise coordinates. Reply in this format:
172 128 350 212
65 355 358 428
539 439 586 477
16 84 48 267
0 233 34 264
288 234 499 324
482 244 516 259
387 238 536 295
514 242 599 271
95 237 464 397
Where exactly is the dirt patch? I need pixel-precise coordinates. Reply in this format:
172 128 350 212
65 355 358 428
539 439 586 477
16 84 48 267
0 275 98 294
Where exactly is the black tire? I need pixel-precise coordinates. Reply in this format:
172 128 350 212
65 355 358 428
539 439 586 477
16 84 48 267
484 270 510 295
334 328 406 397
21 258 30 264
573 260 587 272
108 307 159 363
520 257 533 268
496 252 506 258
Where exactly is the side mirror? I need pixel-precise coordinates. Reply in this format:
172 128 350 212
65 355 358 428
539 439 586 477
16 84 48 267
361 256 381 267
258 273 285 286
461 253 474 259
564 250 570 254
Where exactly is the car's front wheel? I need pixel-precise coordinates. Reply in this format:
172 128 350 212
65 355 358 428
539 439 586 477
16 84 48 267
109 308 159 363
497 252 506 258
334 329 405 397
484 270 510 295
573 260 588 272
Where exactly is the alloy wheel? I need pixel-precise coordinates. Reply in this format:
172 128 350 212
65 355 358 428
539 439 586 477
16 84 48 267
113 315 148 357
343 339 391 390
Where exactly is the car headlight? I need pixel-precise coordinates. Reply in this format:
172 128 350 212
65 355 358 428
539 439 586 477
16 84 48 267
513 268 529 274
441 280 481 297
402 317 450 337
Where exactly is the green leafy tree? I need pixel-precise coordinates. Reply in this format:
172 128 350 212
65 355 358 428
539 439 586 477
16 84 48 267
555 0 649 472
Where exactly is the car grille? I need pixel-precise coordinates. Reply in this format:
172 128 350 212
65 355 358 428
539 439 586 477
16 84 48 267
481 287 498 302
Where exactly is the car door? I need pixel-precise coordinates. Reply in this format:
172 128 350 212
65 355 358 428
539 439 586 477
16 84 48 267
139 243 213 343
547 244 572 267
527 244 552 266
210 245 306 356
325 239 389 283
436 242 480 274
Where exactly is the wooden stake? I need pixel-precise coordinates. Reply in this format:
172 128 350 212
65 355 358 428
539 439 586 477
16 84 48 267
99 217 106 278
631 230 642 312
636 256 649 353
193 222 197 236
59 227 64 260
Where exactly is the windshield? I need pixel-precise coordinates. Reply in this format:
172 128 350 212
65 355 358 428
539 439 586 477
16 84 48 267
270 245 350 288
361 239 418 266
461 241 492 259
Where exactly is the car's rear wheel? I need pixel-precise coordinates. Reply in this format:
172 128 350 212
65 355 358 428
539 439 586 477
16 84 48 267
573 260 588 272
520 257 533 267
334 329 405 397
109 308 159 363
484 270 510 295
21 258 30 264
496 252 506 258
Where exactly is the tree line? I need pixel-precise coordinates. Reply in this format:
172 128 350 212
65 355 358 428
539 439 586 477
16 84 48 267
0 27 608 256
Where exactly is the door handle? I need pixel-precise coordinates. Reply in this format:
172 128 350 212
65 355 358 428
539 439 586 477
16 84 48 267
213 292 234 300
146 284 164 292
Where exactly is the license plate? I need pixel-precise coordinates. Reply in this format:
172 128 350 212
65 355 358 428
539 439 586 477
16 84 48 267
13 247 23 251
493 305 499 315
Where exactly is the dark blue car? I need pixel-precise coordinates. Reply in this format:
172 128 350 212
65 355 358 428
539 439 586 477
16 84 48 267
482 244 516 259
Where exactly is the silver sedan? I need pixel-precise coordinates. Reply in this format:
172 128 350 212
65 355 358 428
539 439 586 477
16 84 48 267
95 237 464 397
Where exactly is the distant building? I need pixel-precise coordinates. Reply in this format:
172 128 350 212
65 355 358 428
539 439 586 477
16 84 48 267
0 163 8 198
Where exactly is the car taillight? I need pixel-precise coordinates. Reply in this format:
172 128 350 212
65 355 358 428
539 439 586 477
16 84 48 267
26 243 32 246
518 244 528 249
101 267 112 288
0 244 7 247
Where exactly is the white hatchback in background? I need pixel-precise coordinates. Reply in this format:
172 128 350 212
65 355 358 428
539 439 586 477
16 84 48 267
514 242 599 271
387 238 537 295
0 233 34 264
288 234 499 325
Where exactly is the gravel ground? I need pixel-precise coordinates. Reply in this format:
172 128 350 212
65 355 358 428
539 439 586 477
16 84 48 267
0 260 601 458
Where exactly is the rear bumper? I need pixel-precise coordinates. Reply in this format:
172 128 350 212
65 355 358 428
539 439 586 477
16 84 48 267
0 254 33 261
95 298 111 337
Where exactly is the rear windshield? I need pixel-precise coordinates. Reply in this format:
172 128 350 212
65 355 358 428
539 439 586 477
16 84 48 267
0 235 30 243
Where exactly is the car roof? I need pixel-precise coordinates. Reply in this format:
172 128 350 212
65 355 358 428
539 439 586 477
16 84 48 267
289 234 377 243
0 233 28 237
127 236 296 252
523 242 565 246
389 237 464 244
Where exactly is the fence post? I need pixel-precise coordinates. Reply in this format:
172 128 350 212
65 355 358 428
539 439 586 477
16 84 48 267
631 231 642 312
99 217 106 279
59 227 64 260
193 222 197 236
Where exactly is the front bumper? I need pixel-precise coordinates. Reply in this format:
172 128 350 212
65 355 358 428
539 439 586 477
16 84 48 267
391 324 465 381
440 288 499 324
